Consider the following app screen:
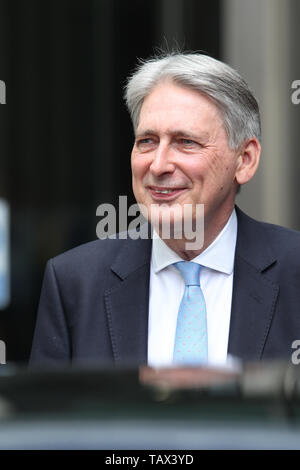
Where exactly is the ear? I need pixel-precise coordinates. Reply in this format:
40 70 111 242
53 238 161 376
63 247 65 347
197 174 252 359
235 138 261 185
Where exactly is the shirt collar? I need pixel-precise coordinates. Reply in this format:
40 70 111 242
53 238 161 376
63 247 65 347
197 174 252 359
151 208 237 275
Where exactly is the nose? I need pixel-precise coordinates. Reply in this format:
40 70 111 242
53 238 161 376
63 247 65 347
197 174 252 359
149 142 176 177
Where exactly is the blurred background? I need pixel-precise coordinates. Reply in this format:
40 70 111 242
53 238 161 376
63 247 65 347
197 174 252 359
0 0 299 363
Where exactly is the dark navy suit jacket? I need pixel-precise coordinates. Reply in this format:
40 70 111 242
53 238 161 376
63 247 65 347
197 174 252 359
30 207 300 366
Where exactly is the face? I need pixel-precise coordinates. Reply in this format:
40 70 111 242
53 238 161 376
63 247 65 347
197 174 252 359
131 80 241 234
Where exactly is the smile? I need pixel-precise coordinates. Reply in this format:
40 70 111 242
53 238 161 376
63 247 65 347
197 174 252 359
153 189 175 194
148 186 187 201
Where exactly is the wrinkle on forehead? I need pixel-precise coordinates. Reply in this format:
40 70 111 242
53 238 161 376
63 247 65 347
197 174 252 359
137 80 227 144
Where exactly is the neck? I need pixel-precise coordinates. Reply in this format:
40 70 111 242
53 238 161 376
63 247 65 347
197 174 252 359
157 205 234 261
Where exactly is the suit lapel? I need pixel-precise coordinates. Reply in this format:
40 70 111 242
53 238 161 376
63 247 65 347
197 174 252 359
228 207 279 360
104 235 152 365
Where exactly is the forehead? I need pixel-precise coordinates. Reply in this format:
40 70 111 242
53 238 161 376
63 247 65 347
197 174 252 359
137 80 223 135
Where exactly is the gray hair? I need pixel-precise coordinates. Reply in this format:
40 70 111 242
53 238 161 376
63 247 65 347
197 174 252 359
124 52 261 150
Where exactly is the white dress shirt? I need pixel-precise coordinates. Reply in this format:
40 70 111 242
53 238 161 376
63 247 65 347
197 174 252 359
147 209 238 368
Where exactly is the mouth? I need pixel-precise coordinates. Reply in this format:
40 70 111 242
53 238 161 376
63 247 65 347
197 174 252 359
147 186 187 201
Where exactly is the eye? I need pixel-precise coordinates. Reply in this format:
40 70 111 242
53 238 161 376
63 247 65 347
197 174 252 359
178 138 200 148
135 137 156 151
181 139 194 145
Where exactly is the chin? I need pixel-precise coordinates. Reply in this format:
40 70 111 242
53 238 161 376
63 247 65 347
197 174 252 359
149 204 198 240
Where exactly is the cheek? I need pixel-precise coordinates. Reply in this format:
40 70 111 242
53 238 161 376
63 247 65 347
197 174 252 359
131 160 149 195
131 154 149 176
180 158 206 181
206 153 224 177
131 158 143 180
205 152 235 184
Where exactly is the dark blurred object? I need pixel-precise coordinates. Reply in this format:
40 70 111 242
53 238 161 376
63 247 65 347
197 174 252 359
139 365 239 389
0 360 300 449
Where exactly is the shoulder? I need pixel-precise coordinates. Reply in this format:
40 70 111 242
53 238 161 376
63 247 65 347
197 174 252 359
47 227 152 281
258 221 300 266
236 206 300 264
49 237 127 277
237 206 300 242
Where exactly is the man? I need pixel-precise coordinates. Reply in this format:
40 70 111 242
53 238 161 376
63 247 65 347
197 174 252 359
30 52 300 367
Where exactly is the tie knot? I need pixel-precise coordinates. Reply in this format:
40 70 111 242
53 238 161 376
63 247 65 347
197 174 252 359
174 261 201 286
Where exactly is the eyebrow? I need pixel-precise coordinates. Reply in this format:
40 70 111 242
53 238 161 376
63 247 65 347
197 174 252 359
135 129 209 140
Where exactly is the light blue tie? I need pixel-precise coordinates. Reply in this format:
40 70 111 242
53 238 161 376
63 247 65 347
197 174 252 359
173 261 208 365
